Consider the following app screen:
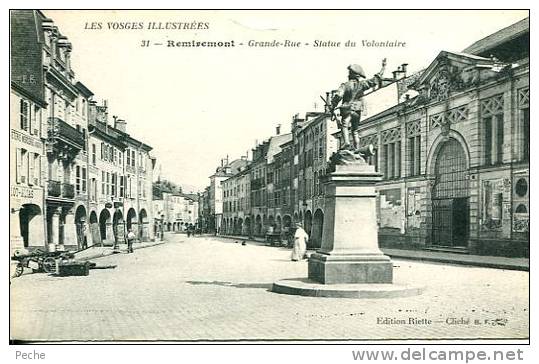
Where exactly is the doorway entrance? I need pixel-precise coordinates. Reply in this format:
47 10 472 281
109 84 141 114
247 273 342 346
431 138 469 248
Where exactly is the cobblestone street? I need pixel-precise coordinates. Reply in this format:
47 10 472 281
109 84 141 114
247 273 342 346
10 234 529 342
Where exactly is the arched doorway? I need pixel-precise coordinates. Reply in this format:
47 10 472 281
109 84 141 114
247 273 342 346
244 217 251 236
139 208 149 241
304 210 313 248
293 212 299 223
75 205 88 249
89 211 99 246
99 209 111 243
304 210 313 236
268 215 275 233
276 215 282 233
255 215 262 237
237 218 243 235
126 208 137 235
311 209 324 249
431 138 469 247
19 204 42 247
113 210 124 244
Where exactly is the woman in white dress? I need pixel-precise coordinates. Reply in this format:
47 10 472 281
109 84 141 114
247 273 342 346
291 223 308 261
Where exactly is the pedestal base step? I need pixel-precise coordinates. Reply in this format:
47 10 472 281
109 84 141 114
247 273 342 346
272 278 424 299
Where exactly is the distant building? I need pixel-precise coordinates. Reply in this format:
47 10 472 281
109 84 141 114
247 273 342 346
222 161 251 236
158 192 199 232
208 157 248 233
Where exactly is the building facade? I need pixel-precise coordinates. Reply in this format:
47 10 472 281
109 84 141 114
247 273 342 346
355 19 529 256
10 10 156 254
158 192 199 232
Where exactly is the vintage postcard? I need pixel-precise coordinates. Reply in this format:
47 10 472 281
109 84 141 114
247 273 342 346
9 9 529 348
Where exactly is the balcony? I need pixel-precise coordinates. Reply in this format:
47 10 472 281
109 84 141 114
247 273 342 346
48 117 85 150
47 180 75 199
48 180 61 197
62 183 75 198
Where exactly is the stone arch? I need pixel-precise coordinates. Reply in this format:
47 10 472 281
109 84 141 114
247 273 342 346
126 208 137 234
430 137 470 248
304 210 313 242
75 205 88 249
18 204 42 248
276 215 282 233
244 216 251 236
255 215 262 237
426 131 470 177
89 210 100 246
139 208 149 241
311 209 324 249
99 209 112 243
113 209 124 244
237 218 243 235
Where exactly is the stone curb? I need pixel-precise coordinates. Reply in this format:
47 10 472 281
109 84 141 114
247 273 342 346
73 241 165 262
217 235 528 272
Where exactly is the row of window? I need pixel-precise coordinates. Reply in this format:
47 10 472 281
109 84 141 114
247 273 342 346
15 148 41 186
19 99 41 136
100 172 147 200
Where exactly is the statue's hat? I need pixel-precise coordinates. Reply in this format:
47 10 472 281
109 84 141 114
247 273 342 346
347 64 366 78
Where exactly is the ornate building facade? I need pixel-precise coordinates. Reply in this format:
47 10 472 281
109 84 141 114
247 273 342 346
10 10 156 253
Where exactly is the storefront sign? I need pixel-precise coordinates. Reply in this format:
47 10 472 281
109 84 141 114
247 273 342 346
11 185 35 199
11 129 42 149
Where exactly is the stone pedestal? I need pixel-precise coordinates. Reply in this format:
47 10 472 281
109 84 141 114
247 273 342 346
307 162 393 284
272 154 423 299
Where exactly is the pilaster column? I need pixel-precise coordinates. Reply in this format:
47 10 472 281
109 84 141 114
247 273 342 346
50 208 61 246
63 209 77 247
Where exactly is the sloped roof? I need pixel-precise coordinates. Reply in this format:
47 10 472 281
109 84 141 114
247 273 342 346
463 17 529 55
266 133 292 164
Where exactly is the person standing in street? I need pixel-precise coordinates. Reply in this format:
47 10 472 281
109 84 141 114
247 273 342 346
126 229 136 253
291 223 308 261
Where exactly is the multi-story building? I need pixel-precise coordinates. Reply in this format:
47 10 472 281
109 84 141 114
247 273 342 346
222 162 251 236
199 187 211 233
291 112 339 248
10 10 48 253
249 141 270 237
10 10 156 253
265 130 293 235
157 192 199 231
208 157 248 233
355 18 529 257
204 18 529 259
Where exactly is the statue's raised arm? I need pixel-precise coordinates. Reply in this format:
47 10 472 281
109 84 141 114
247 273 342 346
331 59 387 154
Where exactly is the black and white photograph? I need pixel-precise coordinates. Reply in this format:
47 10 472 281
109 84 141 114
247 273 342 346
7 6 530 357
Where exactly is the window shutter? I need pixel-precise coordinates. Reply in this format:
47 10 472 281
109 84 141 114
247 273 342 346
16 148 22 183
28 152 34 186
101 143 104 160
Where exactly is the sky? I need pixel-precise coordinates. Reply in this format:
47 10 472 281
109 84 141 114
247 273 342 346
44 10 528 192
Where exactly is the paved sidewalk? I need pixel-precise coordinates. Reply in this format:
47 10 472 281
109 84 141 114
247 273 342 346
73 240 165 261
217 235 529 271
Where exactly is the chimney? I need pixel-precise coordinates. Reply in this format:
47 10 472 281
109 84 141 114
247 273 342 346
400 63 408 77
115 118 127 132
276 124 281 135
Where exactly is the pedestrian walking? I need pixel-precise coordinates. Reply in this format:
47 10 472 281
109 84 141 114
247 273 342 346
291 223 308 261
126 229 136 253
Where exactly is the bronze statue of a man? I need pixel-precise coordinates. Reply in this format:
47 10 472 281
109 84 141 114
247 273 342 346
331 59 386 151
